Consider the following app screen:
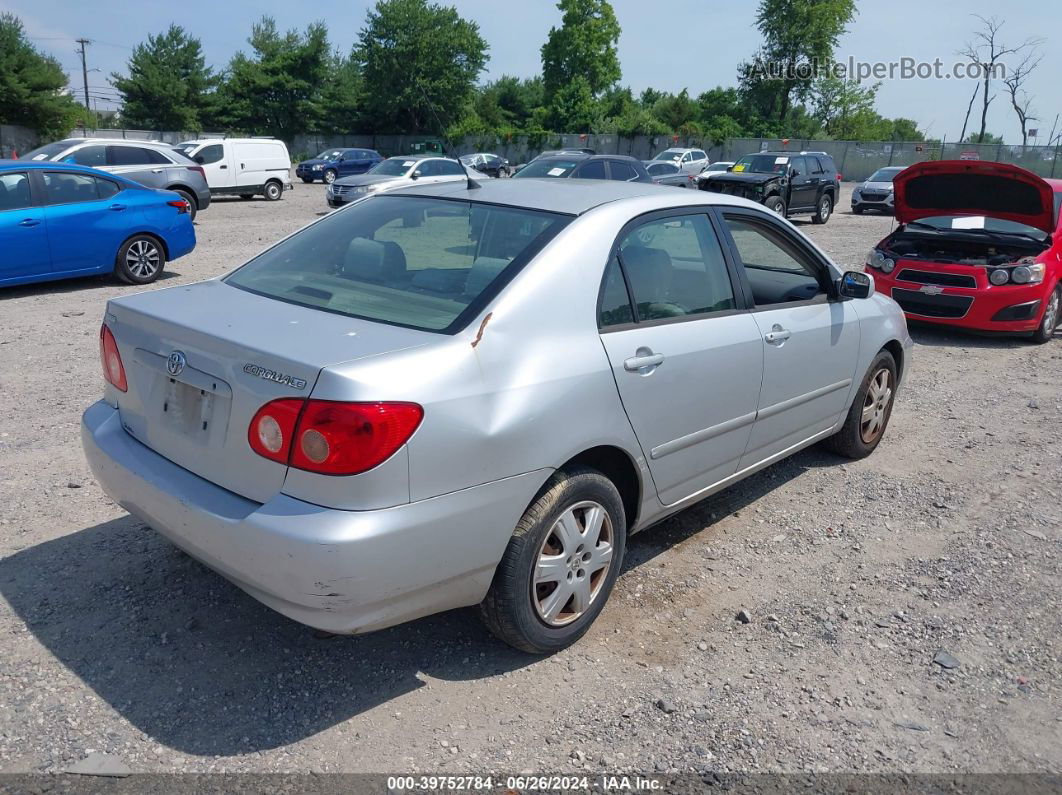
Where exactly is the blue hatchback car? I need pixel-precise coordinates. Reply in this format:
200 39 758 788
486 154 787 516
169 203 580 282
295 148 384 184
0 161 195 288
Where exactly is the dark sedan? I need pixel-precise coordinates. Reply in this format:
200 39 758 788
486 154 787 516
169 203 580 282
460 153 510 178
643 161 696 188
512 154 651 183
296 148 384 184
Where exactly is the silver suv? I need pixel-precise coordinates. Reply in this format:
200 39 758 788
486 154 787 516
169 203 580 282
22 138 211 220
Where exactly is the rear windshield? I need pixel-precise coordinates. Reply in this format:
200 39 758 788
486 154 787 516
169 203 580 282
513 159 581 178
225 196 569 333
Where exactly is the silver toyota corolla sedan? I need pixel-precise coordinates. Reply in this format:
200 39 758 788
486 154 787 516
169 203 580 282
82 178 913 654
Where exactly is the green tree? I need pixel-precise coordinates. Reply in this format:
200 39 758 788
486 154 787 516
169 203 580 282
111 25 215 131
217 17 330 141
354 0 487 133
0 13 82 137
652 89 698 131
316 51 362 133
545 74 598 131
739 0 856 123
541 0 621 105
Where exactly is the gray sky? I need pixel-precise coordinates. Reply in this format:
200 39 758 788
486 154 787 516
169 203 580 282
9 0 1060 143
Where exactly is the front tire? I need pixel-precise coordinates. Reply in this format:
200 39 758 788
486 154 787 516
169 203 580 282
115 235 166 285
1030 285 1061 344
480 467 627 654
764 195 786 216
263 180 283 201
812 193 833 224
823 350 897 459
323 169 337 184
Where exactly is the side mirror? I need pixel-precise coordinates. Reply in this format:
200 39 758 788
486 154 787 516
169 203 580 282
790 168 801 177
410 170 420 180
838 270 874 300
726 165 734 172
194 155 205 165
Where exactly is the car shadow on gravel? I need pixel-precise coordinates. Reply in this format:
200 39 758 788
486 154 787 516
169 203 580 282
0 447 844 756
0 271 181 300
908 321 1052 349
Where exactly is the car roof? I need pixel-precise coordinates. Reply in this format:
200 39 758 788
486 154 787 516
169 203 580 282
391 176 719 215
56 137 174 148
0 160 142 184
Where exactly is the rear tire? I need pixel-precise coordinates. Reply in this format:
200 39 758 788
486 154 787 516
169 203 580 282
115 234 166 285
1030 285 1061 344
263 180 283 201
812 193 833 224
173 189 197 222
823 350 897 459
480 467 626 655
764 195 786 216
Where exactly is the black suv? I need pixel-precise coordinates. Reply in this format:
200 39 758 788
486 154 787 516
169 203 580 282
698 151 839 223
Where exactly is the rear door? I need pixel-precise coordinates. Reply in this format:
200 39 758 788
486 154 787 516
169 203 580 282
105 145 172 189
598 210 764 506
193 143 235 189
41 171 137 274
0 170 50 282
717 209 860 468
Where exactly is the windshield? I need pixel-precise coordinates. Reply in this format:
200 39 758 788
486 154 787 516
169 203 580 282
370 158 417 176
173 143 197 155
513 159 580 179
868 168 902 183
316 149 344 161
654 151 682 162
225 196 569 333
910 215 1049 240
20 141 72 161
732 155 790 174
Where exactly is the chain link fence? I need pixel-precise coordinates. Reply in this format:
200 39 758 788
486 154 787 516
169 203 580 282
6 125 1062 182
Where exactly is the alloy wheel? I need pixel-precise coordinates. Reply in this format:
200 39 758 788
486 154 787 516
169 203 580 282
819 196 831 221
323 170 336 184
1042 290 1060 334
532 501 614 627
860 368 893 444
125 239 161 279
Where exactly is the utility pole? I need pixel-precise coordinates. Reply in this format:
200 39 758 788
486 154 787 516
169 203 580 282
75 38 92 112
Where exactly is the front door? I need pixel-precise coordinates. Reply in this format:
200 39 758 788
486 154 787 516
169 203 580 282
787 156 819 210
718 210 860 468
0 171 50 282
598 211 764 506
194 143 236 190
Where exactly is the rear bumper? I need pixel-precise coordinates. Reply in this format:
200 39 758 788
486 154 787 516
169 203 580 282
876 268 1054 332
165 219 196 261
81 400 546 634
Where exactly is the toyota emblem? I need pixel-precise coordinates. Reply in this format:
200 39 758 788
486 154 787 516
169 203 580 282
167 350 187 376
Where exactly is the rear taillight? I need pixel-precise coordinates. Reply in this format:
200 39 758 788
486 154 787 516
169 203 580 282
99 324 127 392
167 199 190 214
188 165 206 179
248 399 422 475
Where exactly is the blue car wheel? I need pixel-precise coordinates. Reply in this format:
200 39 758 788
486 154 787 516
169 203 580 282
115 234 166 285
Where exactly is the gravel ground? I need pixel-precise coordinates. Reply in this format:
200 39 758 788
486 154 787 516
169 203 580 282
0 182 1059 778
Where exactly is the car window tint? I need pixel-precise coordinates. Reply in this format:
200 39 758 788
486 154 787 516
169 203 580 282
809 156 825 174
693 151 707 161
226 197 568 333
108 146 168 166
416 161 437 177
437 160 465 176
43 171 101 205
723 216 826 305
96 178 121 199
0 172 33 211
618 214 736 321
577 160 606 179
607 162 637 181
196 144 224 165
599 255 633 328
790 156 808 175
66 145 106 167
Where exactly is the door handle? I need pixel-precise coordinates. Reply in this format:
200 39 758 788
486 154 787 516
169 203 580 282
764 325 792 345
109 203 126 211
219 164 227 169
623 351 665 372
240 163 245 169
18 218 40 227
151 168 164 173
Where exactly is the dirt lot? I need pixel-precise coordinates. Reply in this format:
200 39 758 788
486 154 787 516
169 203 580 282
0 182 1059 778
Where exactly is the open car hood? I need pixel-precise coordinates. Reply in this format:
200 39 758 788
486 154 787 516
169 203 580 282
893 160 1056 234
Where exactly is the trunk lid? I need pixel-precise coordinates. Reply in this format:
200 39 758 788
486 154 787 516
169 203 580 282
105 279 431 503
893 160 1056 234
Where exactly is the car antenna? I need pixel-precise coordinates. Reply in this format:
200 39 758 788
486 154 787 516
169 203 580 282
413 80 479 189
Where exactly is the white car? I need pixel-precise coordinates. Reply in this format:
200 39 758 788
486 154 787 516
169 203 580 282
652 148 709 175
327 155 473 207
175 138 292 201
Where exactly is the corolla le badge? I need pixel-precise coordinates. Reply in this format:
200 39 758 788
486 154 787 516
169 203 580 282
919 285 945 296
167 351 187 377
243 363 307 390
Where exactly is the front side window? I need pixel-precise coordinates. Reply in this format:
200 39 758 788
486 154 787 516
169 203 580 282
42 172 102 205
372 158 417 176
65 145 106 167
226 196 569 333
602 214 736 325
722 215 826 306
195 144 224 165
436 160 465 176
790 156 808 176
0 172 33 211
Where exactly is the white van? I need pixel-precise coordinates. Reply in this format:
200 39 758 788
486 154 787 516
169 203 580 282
175 138 292 200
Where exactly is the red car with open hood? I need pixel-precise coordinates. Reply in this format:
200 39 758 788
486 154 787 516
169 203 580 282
866 160 1061 343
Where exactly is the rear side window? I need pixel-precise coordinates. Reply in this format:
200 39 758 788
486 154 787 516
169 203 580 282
0 172 33 211
96 178 121 199
108 146 170 166
66 145 106 167
605 214 736 323
607 161 638 182
576 160 606 180
226 196 570 333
